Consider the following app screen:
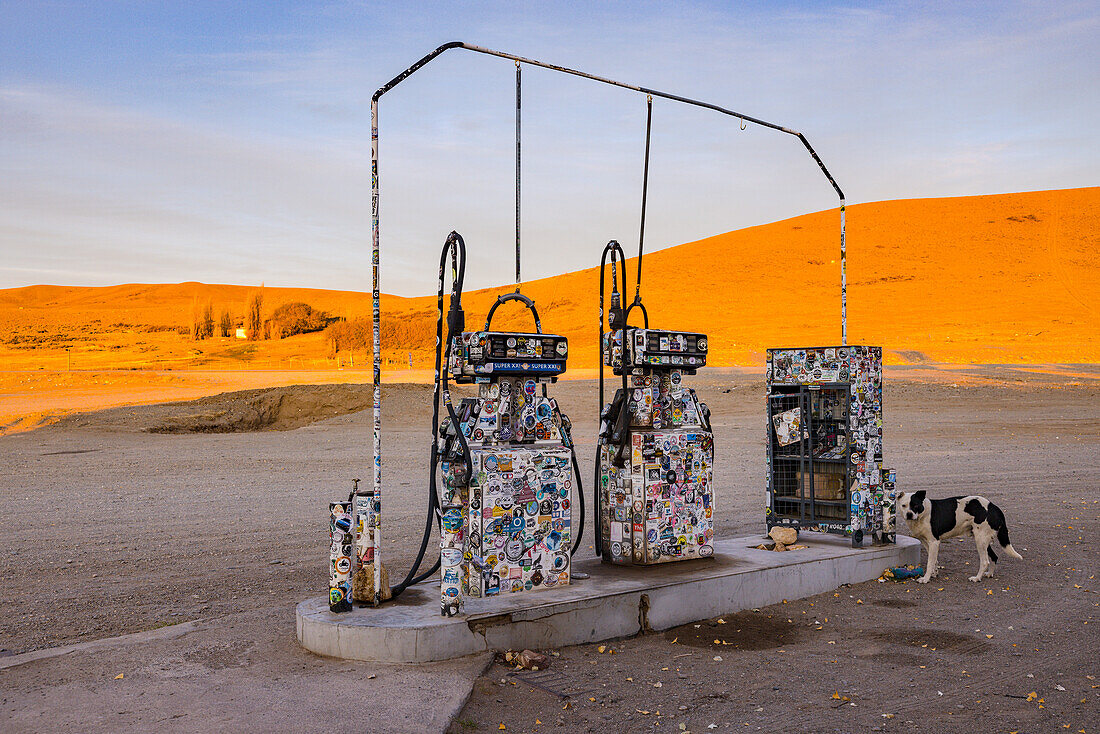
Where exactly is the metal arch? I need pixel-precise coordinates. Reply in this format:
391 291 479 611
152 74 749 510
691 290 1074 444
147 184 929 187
367 41 849 603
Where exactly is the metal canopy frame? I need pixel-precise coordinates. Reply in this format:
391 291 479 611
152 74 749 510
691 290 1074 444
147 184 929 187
367 40 847 603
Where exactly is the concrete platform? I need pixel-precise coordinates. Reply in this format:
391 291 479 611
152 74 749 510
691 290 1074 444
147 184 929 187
297 532 919 663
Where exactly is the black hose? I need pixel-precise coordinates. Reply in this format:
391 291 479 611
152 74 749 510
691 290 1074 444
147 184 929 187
388 231 469 599
595 240 628 557
570 448 585 556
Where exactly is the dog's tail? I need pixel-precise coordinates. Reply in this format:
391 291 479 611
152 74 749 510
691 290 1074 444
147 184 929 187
988 502 1023 560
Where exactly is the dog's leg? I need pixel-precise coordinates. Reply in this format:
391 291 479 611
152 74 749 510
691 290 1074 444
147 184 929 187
969 531 991 582
984 544 998 579
919 540 939 583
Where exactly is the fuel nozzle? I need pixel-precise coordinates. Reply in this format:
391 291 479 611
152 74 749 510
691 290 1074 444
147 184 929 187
608 291 623 330
446 294 465 337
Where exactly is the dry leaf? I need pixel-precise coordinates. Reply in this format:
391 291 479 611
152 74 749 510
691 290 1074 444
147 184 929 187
114 673 124 680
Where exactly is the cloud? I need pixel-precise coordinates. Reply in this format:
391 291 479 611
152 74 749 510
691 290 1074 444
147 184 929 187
1 2 1097 295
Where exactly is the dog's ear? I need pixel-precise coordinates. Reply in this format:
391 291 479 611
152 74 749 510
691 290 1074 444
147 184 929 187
911 490 926 512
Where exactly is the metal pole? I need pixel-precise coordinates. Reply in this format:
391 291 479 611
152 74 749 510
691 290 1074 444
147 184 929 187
370 96 382 606
840 201 847 345
637 96 652 299
372 43 848 334
367 43 851 600
515 61 522 292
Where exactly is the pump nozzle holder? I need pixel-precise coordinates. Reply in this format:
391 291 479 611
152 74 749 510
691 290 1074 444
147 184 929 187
447 303 465 336
608 293 623 330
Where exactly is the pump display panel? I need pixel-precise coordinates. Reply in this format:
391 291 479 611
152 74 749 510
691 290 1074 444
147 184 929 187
603 328 708 374
450 331 568 383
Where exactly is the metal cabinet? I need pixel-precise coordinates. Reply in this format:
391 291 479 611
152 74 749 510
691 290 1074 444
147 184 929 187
765 346 894 546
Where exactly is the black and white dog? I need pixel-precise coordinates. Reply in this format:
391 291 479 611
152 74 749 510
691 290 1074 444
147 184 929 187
898 491 1023 584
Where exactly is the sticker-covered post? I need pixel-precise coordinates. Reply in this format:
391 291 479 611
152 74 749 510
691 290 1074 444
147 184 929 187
370 94 382 606
329 502 354 612
840 200 847 345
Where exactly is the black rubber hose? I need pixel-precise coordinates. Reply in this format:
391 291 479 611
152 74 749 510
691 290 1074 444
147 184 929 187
570 447 585 556
595 240 628 557
389 231 468 599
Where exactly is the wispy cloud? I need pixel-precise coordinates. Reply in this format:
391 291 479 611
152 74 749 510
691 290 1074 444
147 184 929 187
0 1 1097 294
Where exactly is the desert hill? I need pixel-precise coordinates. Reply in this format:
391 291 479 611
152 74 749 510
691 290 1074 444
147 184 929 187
1 186 1097 372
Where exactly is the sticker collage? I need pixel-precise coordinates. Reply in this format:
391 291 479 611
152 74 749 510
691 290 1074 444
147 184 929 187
440 377 574 616
598 369 715 564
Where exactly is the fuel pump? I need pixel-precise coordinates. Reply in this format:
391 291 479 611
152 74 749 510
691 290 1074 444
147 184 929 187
594 96 715 566
435 235 583 617
595 244 714 565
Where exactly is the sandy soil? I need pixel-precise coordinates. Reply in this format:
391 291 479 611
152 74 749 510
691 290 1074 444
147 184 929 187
1 366 1097 733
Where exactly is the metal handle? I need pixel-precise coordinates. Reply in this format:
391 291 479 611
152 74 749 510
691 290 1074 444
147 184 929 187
483 292 543 333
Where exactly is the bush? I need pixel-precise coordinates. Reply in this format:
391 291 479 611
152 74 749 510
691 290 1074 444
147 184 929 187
324 312 434 358
266 302 333 339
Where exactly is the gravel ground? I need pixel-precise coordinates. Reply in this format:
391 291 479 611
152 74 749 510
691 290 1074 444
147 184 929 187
1 365 1097 733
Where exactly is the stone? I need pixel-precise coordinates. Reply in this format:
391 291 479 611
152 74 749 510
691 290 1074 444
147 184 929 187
515 649 549 670
769 527 798 546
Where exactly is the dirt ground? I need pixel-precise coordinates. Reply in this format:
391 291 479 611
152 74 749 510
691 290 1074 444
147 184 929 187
1 365 1098 733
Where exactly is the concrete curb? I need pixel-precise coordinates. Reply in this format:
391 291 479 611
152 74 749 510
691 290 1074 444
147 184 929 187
297 533 919 663
0 620 201 671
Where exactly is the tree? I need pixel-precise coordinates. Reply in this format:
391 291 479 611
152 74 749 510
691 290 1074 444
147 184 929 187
202 300 215 339
246 289 264 341
190 297 203 341
219 310 233 337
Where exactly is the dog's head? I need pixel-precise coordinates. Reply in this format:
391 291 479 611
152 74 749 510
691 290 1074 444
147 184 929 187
898 490 928 523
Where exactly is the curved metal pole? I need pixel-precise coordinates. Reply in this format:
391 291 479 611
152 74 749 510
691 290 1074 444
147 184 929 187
368 43 850 601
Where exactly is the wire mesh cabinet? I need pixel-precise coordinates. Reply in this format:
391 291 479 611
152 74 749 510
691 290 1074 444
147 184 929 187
765 346 895 547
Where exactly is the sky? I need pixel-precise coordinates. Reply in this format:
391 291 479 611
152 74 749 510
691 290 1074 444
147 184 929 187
1 1 1097 296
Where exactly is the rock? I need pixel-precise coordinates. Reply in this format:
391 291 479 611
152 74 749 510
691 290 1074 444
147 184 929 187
352 562 392 602
514 649 550 670
769 527 798 546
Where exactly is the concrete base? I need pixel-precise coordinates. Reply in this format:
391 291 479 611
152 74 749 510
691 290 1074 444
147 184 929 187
297 532 919 663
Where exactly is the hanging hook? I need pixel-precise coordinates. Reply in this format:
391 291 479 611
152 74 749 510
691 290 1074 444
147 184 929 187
740 116 746 131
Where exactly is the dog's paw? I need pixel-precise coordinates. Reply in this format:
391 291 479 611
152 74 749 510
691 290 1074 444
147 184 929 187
968 574 982 582
917 576 931 584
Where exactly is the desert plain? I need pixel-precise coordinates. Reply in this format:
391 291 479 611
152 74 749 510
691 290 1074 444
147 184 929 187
1 188 1098 733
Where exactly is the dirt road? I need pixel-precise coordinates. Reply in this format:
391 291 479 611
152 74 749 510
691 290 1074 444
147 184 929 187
1 366 1097 732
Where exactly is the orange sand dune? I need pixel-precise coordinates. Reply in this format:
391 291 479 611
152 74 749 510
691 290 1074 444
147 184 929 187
1 186 1098 374
391 186 1100 366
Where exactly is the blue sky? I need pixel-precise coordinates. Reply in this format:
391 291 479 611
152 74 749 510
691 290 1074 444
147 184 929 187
1 1 1097 295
